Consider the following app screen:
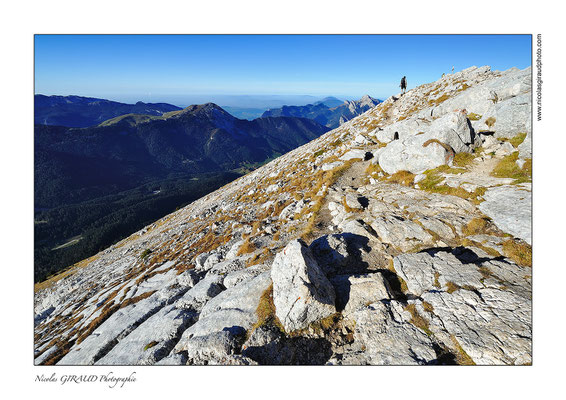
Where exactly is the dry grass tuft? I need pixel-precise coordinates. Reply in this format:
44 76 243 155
422 301 434 314
461 238 502 258
387 259 409 293
251 284 285 333
433 272 441 289
453 152 476 168
502 239 532 267
144 341 159 351
405 304 433 336
387 170 415 186
300 160 356 241
445 281 461 294
450 335 476 365
236 237 257 256
365 162 384 177
462 217 491 236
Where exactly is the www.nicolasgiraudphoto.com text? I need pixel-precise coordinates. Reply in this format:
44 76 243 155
536 33 542 121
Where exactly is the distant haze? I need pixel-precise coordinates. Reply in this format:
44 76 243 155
36 93 350 113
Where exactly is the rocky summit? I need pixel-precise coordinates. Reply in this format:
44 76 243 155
34 65 532 366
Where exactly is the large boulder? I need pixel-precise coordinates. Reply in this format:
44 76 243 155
389 248 531 364
485 66 531 101
370 215 434 252
271 240 336 332
376 117 431 143
184 330 245 365
482 93 531 139
376 111 475 174
425 111 474 153
223 263 270 289
433 86 498 119
478 185 531 244
378 134 453 174
200 272 271 319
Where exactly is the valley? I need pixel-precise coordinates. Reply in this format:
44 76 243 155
34 102 330 282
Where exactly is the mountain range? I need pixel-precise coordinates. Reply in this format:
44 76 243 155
262 95 381 128
34 95 183 128
35 103 329 281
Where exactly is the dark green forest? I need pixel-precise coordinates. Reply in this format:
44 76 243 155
34 101 329 282
34 172 240 282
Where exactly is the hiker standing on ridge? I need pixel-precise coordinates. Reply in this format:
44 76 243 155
400 76 407 94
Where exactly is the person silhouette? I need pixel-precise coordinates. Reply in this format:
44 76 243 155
400 76 407 94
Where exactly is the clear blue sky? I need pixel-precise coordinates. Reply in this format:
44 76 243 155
35 34 531 104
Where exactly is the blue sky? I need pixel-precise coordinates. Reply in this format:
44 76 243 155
35 35 531 105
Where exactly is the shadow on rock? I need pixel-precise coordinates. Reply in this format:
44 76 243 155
420 246 507 265
309 233 372 278
242 325 333 365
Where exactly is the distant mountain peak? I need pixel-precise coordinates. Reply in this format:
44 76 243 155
175 103 235 121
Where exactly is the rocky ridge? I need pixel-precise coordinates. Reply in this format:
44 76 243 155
262 94 381 128
34 65 532 366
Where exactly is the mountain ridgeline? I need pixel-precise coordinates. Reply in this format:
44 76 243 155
262 95 381 128
34 95 183 128
34 103 330 281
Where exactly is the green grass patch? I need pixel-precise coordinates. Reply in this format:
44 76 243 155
313 149 326 158
491 152 531 183
144 341 159 351
140 248 153 259
505 132 528 148
467 112 482 121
